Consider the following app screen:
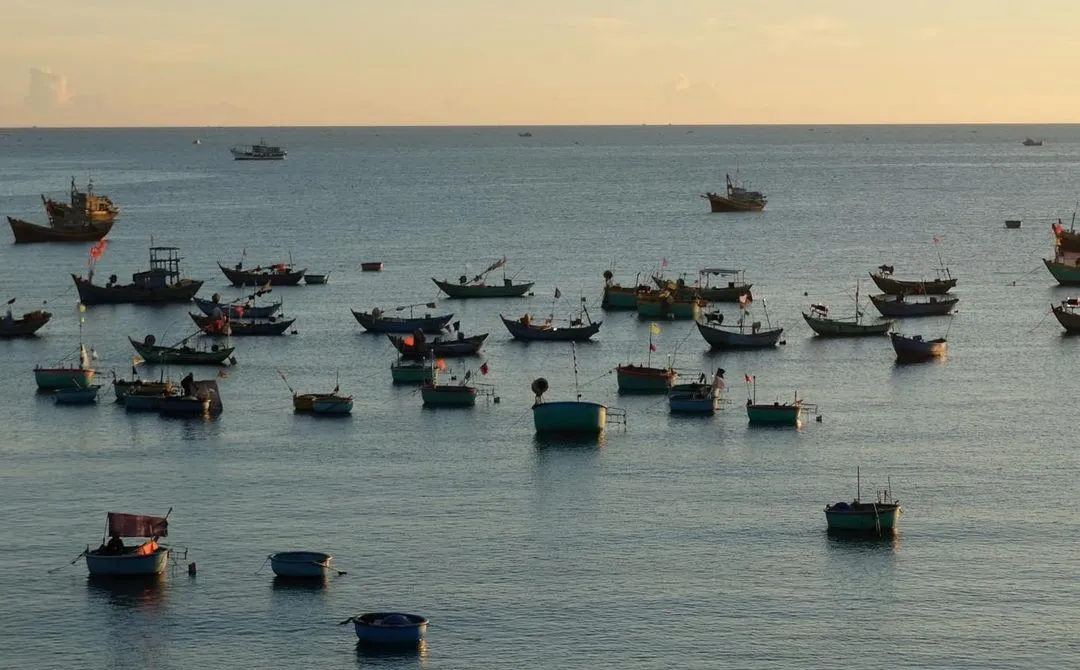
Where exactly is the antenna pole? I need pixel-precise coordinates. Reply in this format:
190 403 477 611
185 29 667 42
857 466 861 502
572 342 580 400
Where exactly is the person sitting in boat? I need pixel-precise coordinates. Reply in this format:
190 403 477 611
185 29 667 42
101 533 125 555
521 313 532 326
181 372 195 397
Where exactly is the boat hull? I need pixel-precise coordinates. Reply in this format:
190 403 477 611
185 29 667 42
1044 259 1080 286
8 216 112 244
129 337 234 365
218 263 305 286
312 396 353 415
191 313 294 336
824 505 902 533
747 403 802 425
391 362 434 384
703 195 765 212
532 400 607 434
433 278 533 298
635 296 701 320
114 379 174 402
361 262 383 272
0 310 51 338
1052 304 1080 333
193 297 281 319
869 295 958 318
304 274 328 284
501 315 601 341
421 385 478 407
695 321 783 349
351 309 453 334
86 547 170 576
890 333 947 362
869 273 956 295
158 396 211 416
668 383 718 414
123 393 172 412
269 551 332 578
389 333 487 358
34 367 95 390
73 276 203 305
601 286 641 310
801 312 893 337
352 613 428 646
54 385 101 404
616 365 675 393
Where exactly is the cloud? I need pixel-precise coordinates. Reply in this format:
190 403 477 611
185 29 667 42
764 17 858 52
26 68 71 112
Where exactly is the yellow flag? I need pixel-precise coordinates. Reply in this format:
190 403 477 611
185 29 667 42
78 303 86 313
650 322 661 335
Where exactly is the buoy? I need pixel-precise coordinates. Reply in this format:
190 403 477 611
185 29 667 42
816 415 823 423
531 377 549 398
603 270 614 281
188 562 197 575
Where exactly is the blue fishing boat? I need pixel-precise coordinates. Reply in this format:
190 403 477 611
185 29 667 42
84 511 171 577
351 306 452 334
342 612 429 646
269 551 334 578
54 384 101 404
668 370 724 414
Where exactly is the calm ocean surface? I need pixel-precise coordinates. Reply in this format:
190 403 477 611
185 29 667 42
2 125 1080 669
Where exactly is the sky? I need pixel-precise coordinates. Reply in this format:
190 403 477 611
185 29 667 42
1 0 1076 127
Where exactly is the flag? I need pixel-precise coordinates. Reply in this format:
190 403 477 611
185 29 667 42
661 257 668 268
464 370 472 380
932 234 941 244
745 373 752 384
480 362 489 376
436 358 447 370
738 294 752 307
78 302 86 313
650 322 661 335
235 306 245 318
262 281 271 292
451 321 460 331
649 343 657 352
403 335 415 346
554 287 562 299
5 298 14 305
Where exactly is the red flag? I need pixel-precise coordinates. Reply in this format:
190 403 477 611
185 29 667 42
234 305 245 318
403 335 415 346
744 373 752 384
5 298 14 305
480 362 489 376
435 358 447 370
649 343 657 352
932 235 941 244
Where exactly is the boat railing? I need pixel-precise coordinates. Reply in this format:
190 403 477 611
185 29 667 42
606 407 628 429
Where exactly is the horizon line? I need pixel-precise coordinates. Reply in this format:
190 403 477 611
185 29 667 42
1 122 1078 131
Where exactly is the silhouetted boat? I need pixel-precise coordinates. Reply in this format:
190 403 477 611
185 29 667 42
74 246 202 305
231 139 286 160
129 334 234 365
1052 298 1080 333
190 313 294 336
889 332 947 362
824 469 902 535
432 257 533 298
869 264 956 295
0 303 50 338
84 511 170 576
695 301 783 349
869 293 958 318
10 177 118 244
501 312 601 341
701 173 767 212
802 282 893 337
218 261 305 286
351 306 452 334
388 330 488 358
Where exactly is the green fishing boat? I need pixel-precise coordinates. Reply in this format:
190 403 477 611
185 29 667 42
1044 258 1080 286
635 290 703 320
824 469 902 535
744 375 814 426
391 359 434 384
616 322 675 393
601 270 646 310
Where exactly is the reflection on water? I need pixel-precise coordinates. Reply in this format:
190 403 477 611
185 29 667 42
532 433 605 450
271 575 329 592
825 530 900 553
355 639 428 667
86 573 169 610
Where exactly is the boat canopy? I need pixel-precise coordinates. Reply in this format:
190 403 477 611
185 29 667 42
107 512 168 538
700 268 743 275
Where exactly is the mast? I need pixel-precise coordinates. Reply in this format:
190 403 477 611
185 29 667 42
857 466 861 503
572 342 581 400
855 279 861 322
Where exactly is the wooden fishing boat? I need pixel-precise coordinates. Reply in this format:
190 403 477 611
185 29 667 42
190 312 295 336
824 470 902 535
869 293 958 318
54 384 101 405
501 313 602 341
744 376 811 425
361 261 383 272
890 332 947 362
312 394 353 415
1022 137 1043 146
351 307 452 334
653 268 753 303
1005 219 1022 229
635 290 704 320
1052 298 1080 332
668 372 724 414
701 173 767 212
231 139 286 160
35 342 95 390
43 177 119 226
84 511 170 577
695 307 783 350
421 379 479 407
292 393 335 412
802 283 893 337
391 359 435 384
129 334 234 365
218 261 306 286
869 264 957 295
303 273 328 285
345 612 429 646
1052 218 1080 253
0 306 51 338
432 257 533 298
194 293 281 319
269 551 333 578
533 399 607 434
388 331 488 358
1044 257 1080 285
616 364 676 393
8 216 112 244
73 246 202 305
158 377 222 416
112 369 173 403
600 270 649 309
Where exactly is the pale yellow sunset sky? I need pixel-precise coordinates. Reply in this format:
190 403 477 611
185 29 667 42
1 0 1075 127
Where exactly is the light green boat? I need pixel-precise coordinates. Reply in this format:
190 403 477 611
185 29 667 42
421 382 478 407
824 469 902 535
390 359 434 384
601 284 640 310
746 401 803 425
34 366 95 391
1044 258 1080 286
532 400 607 434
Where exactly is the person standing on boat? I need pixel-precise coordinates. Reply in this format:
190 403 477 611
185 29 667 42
102 534 125 555
181 372 195 397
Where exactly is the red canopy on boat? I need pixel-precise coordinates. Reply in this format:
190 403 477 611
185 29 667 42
107 512 168 538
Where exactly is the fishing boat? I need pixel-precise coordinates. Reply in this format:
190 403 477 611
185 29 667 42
530 377 609 435
360 261 383 272
802 283 893 337
701 173 767 212
112 368 174 403
635 289 704 320
388 329 487 359
668 370 724 414
654 268 754 303
269 551 334 578
7 215 113 244
890 332 947 363
501 312 602 341
869 293 958 318
421 367 482 407
122 389 178 412
312 394 353 416
432 257 534 298
73 246 203 305
1052 297 1080 332
1005 219 1022 229
84 511 170 577
1052 217 1080 253
351 306 452 334
1043 257 1080 285
193 290 281 319
869 264 957 295
1022 137 1043 146
0 301 50 338
230 139 286 160
616 322 676 393
218 261 306 287
34 335 95 390
601 271 649 310
695 299 783 350
43 177 119 226
743 376 808 426
190 312 295 336
158 376 222 416
390 358 435 384
824 469 902 535
303 273 329 285
129 334 235 365
343 612 429 646
54 384 101 405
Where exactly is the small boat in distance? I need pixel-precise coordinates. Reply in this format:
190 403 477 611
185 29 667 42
824 469 902 536
54 384 101 405
501 306 602 342
433 257 534 298
269 551 334 578
1022 138 1043 146
388 327 488 359
744 375 810 426
129 333 235 366
218 261 306 287
869 293 958 318
695 297 783 350
343 612 429 647
890 331 947 363
360 261 383 272
869 264 957 295
304 273 328 284
1005 219 1022 229
802 282 893 337
668 370 724 414
231 139 286 160
616 323 676 393
530 375 616 436
84 511 171 576
351 305 452 334
190 312 295 336
654 268 754 303
0 300 51 338
601 271 649 310
73 246 203 305
1051 298 1080 333
194 290 281 319
34 330 95 391
702 173 767 212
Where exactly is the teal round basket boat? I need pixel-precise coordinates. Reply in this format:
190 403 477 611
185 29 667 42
532 400 607 434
